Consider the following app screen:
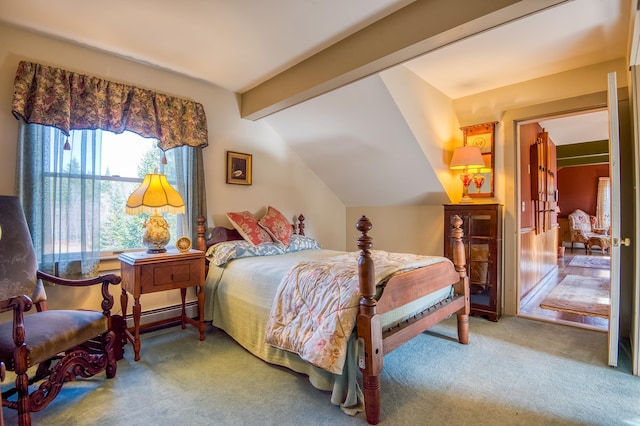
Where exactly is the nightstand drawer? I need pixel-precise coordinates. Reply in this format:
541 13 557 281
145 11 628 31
140 260 199 292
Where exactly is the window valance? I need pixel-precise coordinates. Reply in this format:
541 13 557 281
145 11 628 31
11 61 208 151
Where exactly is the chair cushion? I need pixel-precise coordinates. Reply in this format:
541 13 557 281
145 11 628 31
0 310 108 369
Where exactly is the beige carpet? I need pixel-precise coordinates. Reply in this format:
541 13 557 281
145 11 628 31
4 317 638 425
540 274 610 318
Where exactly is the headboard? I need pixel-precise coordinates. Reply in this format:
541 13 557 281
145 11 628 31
196 214 305 252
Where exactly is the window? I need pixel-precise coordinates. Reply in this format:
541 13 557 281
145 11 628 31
17 123 203 278
42 128 180 254
99 131 181 252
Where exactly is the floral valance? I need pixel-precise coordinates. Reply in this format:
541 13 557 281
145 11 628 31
11 61 208 151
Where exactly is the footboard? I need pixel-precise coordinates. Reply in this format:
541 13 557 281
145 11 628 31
355 215 469 425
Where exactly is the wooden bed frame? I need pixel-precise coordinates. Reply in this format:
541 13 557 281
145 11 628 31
196 214 469 425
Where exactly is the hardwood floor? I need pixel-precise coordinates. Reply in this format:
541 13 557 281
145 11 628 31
519 244 609 332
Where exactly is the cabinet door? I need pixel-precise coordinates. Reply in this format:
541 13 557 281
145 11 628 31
467 213 495 312
444 205 501 321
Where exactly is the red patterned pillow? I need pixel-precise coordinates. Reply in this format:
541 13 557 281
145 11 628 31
226 211 273 245
258 206 293 247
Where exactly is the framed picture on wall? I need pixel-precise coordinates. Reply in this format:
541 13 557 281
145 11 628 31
226 151 252 185
461 121 498 198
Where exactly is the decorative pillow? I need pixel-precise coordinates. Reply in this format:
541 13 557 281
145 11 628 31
285 235 322 252
258 206 293 247
205 235 322 266
226 211 273 245
206 240 286 266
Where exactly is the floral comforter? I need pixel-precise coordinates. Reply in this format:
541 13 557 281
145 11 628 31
265 250 448 374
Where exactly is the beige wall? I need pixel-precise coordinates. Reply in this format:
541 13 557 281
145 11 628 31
345 205 445 255
0 23 345 315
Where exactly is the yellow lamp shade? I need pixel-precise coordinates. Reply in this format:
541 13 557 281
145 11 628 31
449 146 485 170
126 173 185 253
126 174 185 215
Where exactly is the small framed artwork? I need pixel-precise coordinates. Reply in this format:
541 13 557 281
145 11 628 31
461 121 498 198
226 151 252 185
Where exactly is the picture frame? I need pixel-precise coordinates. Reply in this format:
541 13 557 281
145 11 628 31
226 151 252 185
461 121 497 198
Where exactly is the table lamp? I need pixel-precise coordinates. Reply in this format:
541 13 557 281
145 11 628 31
472 167 492 193
449 146 485 203
126 173 185 253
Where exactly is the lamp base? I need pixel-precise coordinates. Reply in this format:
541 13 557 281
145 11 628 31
142 213 171 253
459 180 474 203
146 248 167 254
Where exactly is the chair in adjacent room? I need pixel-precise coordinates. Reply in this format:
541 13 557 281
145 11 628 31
568 208 609 253
0 195 121 426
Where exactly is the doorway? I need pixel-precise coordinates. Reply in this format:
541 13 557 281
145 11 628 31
516 109 611 332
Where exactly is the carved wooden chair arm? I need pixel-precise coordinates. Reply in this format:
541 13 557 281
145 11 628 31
36 271 121 287
0 295 34 347
36 271 121 315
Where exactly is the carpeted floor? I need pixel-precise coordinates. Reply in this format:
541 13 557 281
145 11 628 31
568 255 611 269
4 316 640 425
540 274 610 318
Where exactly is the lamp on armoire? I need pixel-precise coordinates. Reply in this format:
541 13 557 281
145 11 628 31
450 146 485 203
126 173 185 253
472 166 492 193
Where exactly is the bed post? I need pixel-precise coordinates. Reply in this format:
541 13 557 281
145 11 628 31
355 215 382 425
197 216 207 252
450 214 470 345
295 214 305 236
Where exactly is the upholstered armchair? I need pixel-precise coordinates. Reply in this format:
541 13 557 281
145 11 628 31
0 196 121 426
568 209 609 253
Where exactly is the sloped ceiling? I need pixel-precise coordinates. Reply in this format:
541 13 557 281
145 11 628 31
0 0 632 207
265 73 450 207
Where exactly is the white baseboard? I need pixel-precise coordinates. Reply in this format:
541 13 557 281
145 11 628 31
125 301 200 328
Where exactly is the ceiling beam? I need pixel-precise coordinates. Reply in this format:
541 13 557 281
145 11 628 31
240 0 569 120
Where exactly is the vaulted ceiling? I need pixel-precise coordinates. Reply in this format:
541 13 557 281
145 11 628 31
0 0 632 206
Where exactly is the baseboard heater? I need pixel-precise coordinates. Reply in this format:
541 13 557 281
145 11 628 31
124 301 200 332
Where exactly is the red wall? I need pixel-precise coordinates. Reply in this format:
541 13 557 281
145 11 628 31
557 164 609 218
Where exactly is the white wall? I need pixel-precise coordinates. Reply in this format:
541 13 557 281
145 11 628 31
0 23 345 316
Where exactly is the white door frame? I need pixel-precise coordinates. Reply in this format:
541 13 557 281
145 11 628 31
607 72 621 367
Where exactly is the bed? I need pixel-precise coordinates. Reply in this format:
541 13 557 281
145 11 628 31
196 213 469 425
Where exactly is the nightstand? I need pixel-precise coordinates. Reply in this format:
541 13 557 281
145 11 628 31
119 249 205 361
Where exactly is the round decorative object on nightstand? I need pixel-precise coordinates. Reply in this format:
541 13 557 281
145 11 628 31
176 236 192 252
